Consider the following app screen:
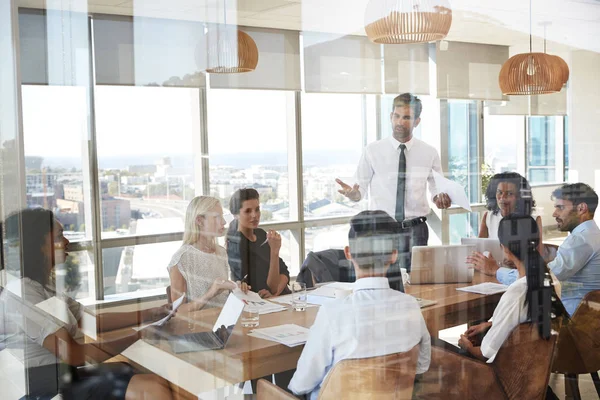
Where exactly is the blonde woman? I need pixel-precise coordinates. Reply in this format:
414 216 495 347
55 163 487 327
167 196 236 312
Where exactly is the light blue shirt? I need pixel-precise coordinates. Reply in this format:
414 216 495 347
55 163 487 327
496 220 600 315
548 220 600 315
288 277 431 400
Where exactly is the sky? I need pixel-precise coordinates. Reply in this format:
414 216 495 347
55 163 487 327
21 85 367 163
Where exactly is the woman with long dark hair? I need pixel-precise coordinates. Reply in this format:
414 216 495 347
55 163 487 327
226 188 290 298
458 215 566 361
0 208 173 399
468 172 543 276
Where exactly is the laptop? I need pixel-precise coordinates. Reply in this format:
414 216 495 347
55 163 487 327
168 293 245 354
410 245 476 284
461 237 504 263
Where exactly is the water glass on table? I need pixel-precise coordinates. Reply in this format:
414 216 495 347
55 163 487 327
292 282 307 311
241 305 259 328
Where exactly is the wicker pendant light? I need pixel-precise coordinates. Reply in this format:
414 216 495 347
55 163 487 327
552 55 569 86
206 27 259 73
205 0 259 74
364 0 452 44
498 3 564 95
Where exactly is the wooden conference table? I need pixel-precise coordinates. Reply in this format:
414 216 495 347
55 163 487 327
104 272 501 397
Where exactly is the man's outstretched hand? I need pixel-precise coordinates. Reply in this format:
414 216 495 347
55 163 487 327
336 178 361 202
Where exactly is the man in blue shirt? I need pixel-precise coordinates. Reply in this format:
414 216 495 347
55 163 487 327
495 183 600 315
288 211 430 399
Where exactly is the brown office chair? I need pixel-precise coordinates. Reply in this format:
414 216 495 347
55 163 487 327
318 345 420 400
416 323 557 400
257 379 299 400
551 290 600 399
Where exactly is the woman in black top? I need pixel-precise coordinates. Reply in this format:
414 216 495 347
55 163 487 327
226 188 290 298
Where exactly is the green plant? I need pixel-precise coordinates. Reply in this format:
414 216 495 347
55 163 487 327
481 164 494 199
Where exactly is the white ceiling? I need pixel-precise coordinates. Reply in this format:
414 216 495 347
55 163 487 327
17 0 600 53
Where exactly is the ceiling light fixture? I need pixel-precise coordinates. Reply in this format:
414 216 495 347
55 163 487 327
205 0 259 73
364 0 452 44
498 3 563 95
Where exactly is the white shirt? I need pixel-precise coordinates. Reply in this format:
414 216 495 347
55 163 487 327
0 278 82 367
288 277 431 400
481 276 528 363
354 136 442 220
167 244 230 308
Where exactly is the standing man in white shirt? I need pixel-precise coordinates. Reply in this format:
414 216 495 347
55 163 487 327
336 93 452 285
288 210 431 400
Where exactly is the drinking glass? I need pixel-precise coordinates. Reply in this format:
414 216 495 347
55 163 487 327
241 305 260 328
292 282 307 311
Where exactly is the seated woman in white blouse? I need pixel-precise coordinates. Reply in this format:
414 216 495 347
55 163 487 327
467 172 543 277
167 196 237 312
457 215 566 362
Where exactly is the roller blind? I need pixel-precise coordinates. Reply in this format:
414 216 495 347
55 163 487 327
485 89 567 116
436 41 508 100
93 14 206 87
209 26 300 91
304 32 382 94
19 8 90 86
383 43 430 95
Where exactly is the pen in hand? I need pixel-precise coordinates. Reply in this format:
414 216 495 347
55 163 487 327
259 238 269 247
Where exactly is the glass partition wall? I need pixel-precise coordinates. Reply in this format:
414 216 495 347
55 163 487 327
2 0 598 398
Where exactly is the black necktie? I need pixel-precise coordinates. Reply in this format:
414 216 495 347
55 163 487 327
395 144 406 223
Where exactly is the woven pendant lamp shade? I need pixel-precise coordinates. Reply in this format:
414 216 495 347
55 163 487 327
552 55 569 85
206 28 259 74
364 0 452 44
499 53 564 95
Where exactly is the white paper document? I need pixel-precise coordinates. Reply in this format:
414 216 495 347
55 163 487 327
232 289 287 314
133 293 186 331
432 170 471 212
456 282 509 295
309 282 354 298
248 324 310 347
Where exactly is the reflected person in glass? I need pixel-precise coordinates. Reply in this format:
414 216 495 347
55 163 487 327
468 172 543 278
167 196 237 312
0 208 173 399
455 215 566 362
226 188 291 298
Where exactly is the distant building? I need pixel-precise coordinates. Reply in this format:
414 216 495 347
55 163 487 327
128 165 157 175
101 196 131 230
26 172 57 194
27 192 56 209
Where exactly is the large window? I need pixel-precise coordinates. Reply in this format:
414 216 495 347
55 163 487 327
207 89 293 222
447 100 479 243
527 116 564 184
21 85 96 299
483 109 521 176
301 93 369 219
95 86 200 237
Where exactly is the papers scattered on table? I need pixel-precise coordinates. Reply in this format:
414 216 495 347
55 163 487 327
309 282 354 298
432 170 471 212
232 289 287 314
456 282 509 295
414 297 438 309
270 293 318 308
133 293 185 331
248 324 310 347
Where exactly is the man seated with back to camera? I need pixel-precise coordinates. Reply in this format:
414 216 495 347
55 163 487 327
288 210 431 399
